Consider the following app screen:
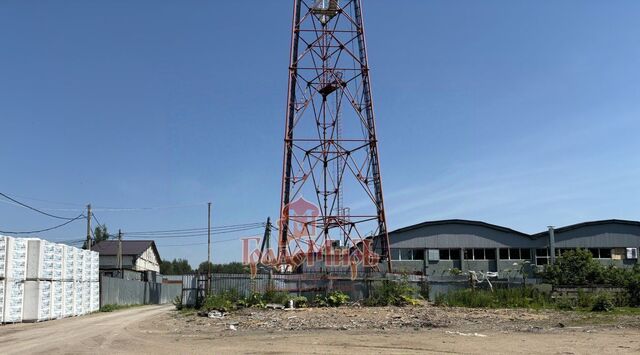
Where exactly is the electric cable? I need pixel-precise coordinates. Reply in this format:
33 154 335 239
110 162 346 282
0 192 85 220
0 212 86 235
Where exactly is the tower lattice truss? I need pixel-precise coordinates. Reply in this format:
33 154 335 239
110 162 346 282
278 0 391 271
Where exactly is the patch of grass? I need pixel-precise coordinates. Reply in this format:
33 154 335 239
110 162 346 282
434 287 550 309
100 304 143 312
177 307 197 316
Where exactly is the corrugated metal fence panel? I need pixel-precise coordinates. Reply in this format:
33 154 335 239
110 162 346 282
100 276 181 307
178 273 428 306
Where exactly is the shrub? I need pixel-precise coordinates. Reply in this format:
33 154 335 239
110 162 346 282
326 291 350 307
202 292 234 312
591 293 615 312
365 277 419 306
262 289 291 305
173 295 183 310
434 287 550 309
291 296 308 308
554 296 576 311
543 249 604 286
242 292 266 308
313 294 328 307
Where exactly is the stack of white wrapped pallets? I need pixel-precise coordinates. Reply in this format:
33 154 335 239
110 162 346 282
1 236 28 323
23 280 52 322
89 252 100 312
1 235 99 323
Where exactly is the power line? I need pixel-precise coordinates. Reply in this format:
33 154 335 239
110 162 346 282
155 237 253 247
0 212 86 235
88 203 208 212
0 193 84 208
123 222 264 235
92 213 103 228
0 192 85 220
115 225 265 239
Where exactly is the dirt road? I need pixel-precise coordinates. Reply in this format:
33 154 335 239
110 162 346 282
0 305 172 354
1 305 639 354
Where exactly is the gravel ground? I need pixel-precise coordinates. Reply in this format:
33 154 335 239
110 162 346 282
161 303 640 335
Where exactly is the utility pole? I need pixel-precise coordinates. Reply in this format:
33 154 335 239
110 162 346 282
86 204 92 250
207 202 212 295
117 229 123 278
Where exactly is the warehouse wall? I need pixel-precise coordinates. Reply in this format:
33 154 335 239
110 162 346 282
100 276 180 306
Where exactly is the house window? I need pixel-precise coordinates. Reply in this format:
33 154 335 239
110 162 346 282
499 248 509 260
390 249 400 261
473 249 485 260
485 248 496 260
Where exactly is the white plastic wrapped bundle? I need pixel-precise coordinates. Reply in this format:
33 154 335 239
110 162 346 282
51 281 63 319
74 281 84 315
26 239 56 280
0 236 7 279
62 281 75 317
3 280 25 323
75 251 84 282
23 281 51 322
0 279 5 323
5 237 28 281
82 250 92 281
90 281 100 312
90 251 100 282
83 281 91 312
52 244 64 281
62 245 76 281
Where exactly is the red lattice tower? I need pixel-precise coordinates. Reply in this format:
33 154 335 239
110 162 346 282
278 0 391 272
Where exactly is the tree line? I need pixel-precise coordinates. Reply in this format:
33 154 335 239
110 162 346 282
159 259 250 275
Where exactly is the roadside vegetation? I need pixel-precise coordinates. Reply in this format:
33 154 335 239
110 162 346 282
100 304 144 312
435 249 640 312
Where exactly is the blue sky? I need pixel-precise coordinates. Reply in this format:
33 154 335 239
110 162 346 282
1 1 639 266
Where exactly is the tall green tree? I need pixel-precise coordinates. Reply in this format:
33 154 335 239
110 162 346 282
82 224 110 249
170 258 193 274
197 261 249 274
94 225 110 244
160 259 174 275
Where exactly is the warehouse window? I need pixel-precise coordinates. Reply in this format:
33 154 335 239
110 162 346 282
400 249 413 261
391 249 425 261
599 248 612 259
499 248 532 260
439 248 461 260
466 248 497 260
390 249 400 261
535 248 549 265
